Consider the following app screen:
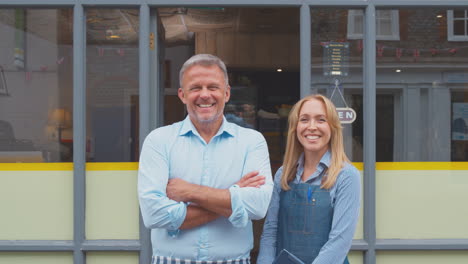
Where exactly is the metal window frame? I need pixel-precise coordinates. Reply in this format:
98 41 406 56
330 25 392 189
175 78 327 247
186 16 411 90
0 1 468 264
447 9 468 41
347 9 400 41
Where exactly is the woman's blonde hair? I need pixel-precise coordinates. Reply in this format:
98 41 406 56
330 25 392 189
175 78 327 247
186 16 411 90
280 94 350 190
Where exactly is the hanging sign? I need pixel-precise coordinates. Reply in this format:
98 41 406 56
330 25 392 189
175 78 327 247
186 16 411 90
323 42 349 77
336 107 356 124
329 79 356 124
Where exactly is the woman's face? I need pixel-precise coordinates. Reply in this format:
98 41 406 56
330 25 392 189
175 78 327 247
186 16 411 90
296 99 331 158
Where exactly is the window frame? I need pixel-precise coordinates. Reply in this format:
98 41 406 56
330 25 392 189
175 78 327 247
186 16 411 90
347 9 400 41
447 9 468 41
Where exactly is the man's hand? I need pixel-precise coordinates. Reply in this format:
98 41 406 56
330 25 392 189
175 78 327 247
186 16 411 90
167 178 197 202
166 171 265 220
236 171 266 188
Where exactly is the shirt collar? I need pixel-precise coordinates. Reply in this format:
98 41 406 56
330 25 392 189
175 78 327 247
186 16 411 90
296 150 332 182
179 115 235 138
320 150 332 167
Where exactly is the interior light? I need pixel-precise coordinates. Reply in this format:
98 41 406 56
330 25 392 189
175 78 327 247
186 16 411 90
396 69 401 73
437 15 443 18
105 29 120 40
276 68 282 72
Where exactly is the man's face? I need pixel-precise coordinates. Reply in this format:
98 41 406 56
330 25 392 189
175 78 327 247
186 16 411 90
178 64 230 128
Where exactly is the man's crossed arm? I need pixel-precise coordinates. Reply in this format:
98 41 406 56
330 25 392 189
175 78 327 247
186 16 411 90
166 171 266 229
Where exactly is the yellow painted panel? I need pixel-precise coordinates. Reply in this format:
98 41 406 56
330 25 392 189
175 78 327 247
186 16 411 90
376 170 468 239
0 163 73 171
348 251 363 264
376 162 468 170
0 170 73 240
377 251 468 264
352 162 363 171
86 162 138 171
87 252 139 264
0 252 72 264
86 170 139 239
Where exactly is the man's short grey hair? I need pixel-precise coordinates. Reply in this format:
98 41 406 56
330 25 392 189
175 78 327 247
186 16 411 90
179 54 229 87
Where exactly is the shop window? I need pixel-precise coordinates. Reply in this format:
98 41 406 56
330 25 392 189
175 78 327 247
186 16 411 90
347 9 400 41
312 8 364 162
376 8 468 161
0 9 73 162
86 9 139 162
447 10 468 41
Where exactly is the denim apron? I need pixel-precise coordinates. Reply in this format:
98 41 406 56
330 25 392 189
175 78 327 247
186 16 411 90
276 182 349 264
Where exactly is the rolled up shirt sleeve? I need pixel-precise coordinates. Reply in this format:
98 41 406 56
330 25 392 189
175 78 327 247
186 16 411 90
227 131 273 227
138 130 187 231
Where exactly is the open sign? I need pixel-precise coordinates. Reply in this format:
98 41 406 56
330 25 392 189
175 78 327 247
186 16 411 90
336 107 356 124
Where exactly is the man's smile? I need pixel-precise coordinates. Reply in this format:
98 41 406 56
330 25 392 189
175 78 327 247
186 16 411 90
197 103 215 108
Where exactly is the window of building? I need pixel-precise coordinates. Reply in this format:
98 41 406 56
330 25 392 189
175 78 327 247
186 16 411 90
0 9 73 162
347 9 400 41
85 9 139 162
312 8 364 162
447 10 468 41
377 8 468 162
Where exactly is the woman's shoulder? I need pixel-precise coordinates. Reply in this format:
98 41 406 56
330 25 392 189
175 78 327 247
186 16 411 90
273 166 285 184
274 166 284 177
342 161 360 173
337 162 361 183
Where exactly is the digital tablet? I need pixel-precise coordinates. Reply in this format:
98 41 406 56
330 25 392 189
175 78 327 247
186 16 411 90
272 249 305 264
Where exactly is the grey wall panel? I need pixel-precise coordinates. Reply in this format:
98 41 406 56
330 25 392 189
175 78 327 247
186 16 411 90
73 3 86 264
139 4 152 264
300 4 311 97
363 4 376 264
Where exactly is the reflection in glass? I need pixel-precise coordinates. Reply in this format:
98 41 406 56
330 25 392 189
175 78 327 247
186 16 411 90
348 9 399 41
86 9 139 162
454 20 465 35
312 8 364 162
453 10 465 18
376 9 468 161
0 9 73 162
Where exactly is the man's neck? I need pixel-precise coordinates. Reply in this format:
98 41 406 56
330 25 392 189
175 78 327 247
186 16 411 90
192 118 223 144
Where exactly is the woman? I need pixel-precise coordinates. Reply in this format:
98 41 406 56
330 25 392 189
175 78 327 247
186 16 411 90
257 94 360 264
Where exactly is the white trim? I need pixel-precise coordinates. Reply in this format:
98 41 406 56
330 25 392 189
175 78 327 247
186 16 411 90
447 10 468 41
347 10 363 40
347 9 400 41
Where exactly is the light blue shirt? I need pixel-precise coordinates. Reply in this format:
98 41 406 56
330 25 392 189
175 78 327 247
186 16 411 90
257 151 361 264
138 116 273 261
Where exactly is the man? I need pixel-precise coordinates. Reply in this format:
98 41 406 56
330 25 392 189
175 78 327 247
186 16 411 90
138 54 273 264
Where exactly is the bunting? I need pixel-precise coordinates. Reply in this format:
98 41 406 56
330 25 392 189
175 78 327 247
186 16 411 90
2 47 131 81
